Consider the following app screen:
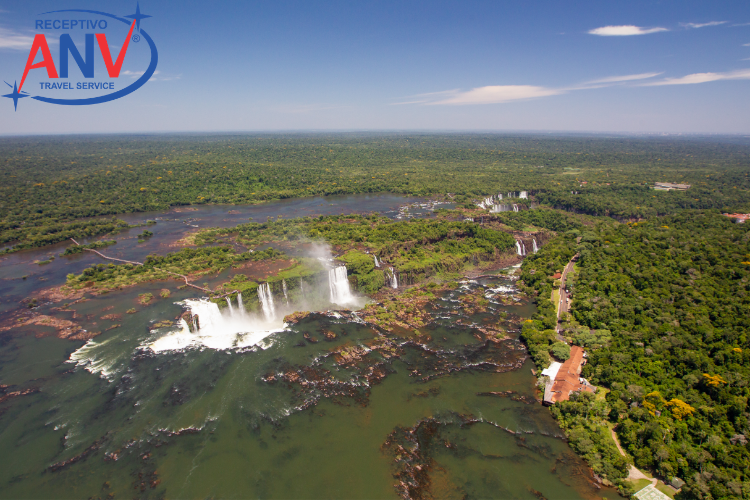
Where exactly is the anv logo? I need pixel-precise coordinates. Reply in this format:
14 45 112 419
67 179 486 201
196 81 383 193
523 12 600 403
3 2 158 111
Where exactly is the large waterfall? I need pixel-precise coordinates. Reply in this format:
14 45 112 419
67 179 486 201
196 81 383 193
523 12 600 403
532 239 538 253
226 297 235 316
258 283 276 321
148 298 286 352
329 266 356 305
515 240 522 256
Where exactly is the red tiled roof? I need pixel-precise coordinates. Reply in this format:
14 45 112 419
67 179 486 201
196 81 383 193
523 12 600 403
546 345 595 404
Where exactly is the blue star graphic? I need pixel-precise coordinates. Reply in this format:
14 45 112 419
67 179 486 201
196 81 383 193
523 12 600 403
2 81 29 111
125 2 152 33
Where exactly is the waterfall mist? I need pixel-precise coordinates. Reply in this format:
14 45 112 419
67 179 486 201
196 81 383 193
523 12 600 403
148 241 366 353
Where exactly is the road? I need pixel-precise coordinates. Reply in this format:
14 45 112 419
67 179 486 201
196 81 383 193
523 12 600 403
555 253 578 335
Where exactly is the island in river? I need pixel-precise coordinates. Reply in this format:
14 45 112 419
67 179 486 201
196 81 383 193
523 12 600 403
0 195 617 499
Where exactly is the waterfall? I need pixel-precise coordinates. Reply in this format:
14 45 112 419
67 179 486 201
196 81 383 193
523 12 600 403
147 298 288 353
519 191 528 199
329 266 355 305
386 267 398 289
373 254 380 267
282 279 289 305
237 293 246 317
300 280 305 297
491 204 512 213
532 239 538 253
513 204 519 212
515 240 522 256
258 283 276 321
521 241 527 256
226 297 234 316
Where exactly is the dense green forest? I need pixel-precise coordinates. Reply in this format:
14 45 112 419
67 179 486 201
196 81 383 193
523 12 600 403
520 212 750 499
2 134 750 252
67 215 519 295
5 134 750 499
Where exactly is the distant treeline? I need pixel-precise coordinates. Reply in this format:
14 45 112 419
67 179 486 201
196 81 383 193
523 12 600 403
2 134 749 252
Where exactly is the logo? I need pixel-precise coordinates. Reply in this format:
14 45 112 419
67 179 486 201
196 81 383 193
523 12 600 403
3 2 157 111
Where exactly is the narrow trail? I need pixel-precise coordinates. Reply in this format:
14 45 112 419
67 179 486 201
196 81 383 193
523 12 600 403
555 253 578 338
71 239 237 297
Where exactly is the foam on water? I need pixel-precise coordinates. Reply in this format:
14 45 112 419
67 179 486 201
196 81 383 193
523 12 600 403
68 336 122 380
145 299 287 353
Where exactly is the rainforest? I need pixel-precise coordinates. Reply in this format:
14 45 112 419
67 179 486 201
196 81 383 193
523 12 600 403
0 133 749 500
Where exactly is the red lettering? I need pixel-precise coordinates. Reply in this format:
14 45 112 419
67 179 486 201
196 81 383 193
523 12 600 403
96 20 136 77
19 35 58 92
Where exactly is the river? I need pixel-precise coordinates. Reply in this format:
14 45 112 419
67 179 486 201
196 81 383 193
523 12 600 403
0 194 613 499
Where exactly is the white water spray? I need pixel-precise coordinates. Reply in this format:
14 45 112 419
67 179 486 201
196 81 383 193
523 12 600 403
258 283 276 321
387 267 399 289
532 239 538 254
282 279 289 305
147 298 286 353
329 266 356 305
237 293 246 316
226 297 235 316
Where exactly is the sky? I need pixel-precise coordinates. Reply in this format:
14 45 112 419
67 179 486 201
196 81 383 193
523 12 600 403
0 0 749 134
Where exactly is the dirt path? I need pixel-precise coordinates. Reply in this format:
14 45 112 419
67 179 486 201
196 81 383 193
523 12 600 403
71 239 228 296
555 253 578 336
610 427 657 484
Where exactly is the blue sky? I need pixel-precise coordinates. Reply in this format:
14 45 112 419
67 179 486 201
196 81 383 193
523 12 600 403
0 0 749 134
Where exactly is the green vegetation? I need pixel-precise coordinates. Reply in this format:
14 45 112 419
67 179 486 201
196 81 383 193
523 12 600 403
551 392 630 486
1 217 130 254
61 239 116 255
66 246 260 291
137 229 153 242
5 134 750 498
3 134 750 254
522 212 750 498
197 214 517 287
67 216 520 297
486 207 588 232
138 293 154 305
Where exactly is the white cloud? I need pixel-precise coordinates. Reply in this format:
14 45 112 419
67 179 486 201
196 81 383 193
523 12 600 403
583 72 662 85
397 73 666 106
119 70 180 81
121 70 147 78
0 27 35 50
588 25 668 36
427 85 563 105
680 21 726 29
744 43 750 46
643 68 750 86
